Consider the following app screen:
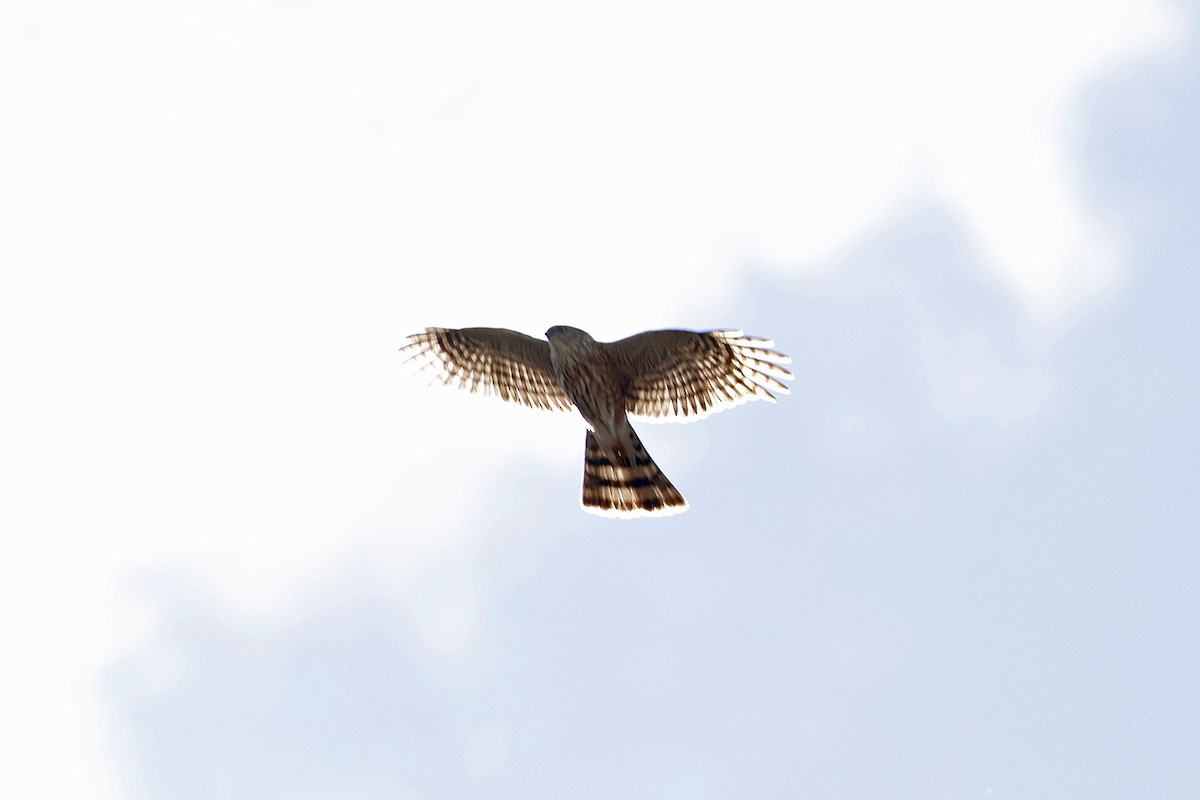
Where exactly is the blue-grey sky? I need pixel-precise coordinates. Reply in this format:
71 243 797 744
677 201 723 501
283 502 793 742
2 2 1198 798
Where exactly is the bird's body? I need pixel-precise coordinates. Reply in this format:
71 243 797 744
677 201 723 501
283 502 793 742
546 326 632 460
545 325 687 514
401 325 791 518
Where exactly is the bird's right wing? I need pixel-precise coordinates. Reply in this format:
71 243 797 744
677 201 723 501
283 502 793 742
400 327 574 412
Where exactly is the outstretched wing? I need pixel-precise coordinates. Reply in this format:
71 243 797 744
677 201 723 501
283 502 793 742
401 327 573 412
607 329 793 423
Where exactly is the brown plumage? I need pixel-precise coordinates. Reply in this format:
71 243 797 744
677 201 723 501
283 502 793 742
400 325 792 518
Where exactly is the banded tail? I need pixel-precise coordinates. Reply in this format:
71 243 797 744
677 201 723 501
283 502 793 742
581 428 688 518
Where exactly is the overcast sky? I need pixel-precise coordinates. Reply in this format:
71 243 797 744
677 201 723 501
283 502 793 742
2 1 1198 798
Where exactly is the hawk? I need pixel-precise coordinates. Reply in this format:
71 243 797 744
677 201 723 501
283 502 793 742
400 326 792 518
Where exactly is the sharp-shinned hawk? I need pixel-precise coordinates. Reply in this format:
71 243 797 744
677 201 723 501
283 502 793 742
400 326 792 518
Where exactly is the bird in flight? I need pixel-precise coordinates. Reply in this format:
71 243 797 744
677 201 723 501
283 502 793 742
400 326 792 518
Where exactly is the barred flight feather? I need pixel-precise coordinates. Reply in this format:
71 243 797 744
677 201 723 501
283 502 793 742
609 329 793 424
581 430 688 519
400 327 573 412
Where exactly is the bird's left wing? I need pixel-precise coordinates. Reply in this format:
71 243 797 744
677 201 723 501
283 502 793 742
401 327 574 412
607 329 793 423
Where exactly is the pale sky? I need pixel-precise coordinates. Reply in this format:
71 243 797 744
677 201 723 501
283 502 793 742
2 1 1197 798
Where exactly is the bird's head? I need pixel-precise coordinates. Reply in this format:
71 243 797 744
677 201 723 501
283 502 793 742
545 325 594 346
